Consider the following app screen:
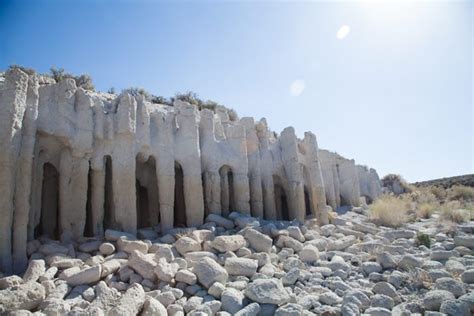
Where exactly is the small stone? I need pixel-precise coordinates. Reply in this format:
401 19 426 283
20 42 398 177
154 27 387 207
299 245 319 263
319 291 342 305
234 302 261 316
99 242 115 256
175 270 197 285
398 254 423 271
22 259 46 283
362 262 382 276
376 252 397 270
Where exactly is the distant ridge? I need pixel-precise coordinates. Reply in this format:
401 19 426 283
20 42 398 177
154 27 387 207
413 174 474 188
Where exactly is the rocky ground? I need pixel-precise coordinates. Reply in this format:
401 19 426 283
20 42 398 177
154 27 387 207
0 209 473 316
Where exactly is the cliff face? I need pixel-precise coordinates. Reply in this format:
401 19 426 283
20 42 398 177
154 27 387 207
0 68 381 273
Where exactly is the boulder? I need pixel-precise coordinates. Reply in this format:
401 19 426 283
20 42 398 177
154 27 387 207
194 257 228 288
211 235 247 252
244 278 290 304
245 229 273 253
0 282 45 313
108 283 145 315
224 257 258 277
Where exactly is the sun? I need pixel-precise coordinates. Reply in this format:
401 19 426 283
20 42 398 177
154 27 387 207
337 25 351 39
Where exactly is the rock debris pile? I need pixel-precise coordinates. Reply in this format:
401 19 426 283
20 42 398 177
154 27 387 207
1 210 473 315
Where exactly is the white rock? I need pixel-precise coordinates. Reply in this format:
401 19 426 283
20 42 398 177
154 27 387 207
66 265 102 286
99 242 115 256
299 245 319 263
224 257 258 277
154 258 179 283
245 229 273 253
175 270 197 285
194 257 228 288
211 235 247 252
22 259 46 283
244 278 290 305
128 249 157 281
142 296 168 315
175 237 202 255
108 283 145 315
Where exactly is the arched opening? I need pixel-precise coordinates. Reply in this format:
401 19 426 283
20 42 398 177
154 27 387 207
136 156 159 229
84 164 94 237
103 156 114 230
174 161 186 227
219 165 234 216
304 187 312 217
273 175 289 221
36 163 60 239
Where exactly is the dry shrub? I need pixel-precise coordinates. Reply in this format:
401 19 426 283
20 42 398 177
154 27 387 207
416 202 437 219
440 203 470 223
369 194 411 228
448 185 474 201
429 186 447 200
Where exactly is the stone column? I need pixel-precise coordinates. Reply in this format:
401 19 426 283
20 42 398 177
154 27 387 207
280 127 305 221
12 75 39 273
203 171 221 215
256 119 276 220
0 68 28 274
302 133 328 225
59 150 89 242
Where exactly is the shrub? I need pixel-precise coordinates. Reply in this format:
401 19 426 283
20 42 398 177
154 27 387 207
173 91 202 106
440 204 470 223
448 185 474 201
9 64 36 75
416 202 436 219
429 185 447 200
369 194 411 228
415 232 431 248
381 174 413 194
122 87 151 99
50 66 95 91
107 87 116 94
150 95 171 105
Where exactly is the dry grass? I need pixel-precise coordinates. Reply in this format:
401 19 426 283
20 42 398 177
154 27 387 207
416 202 437 219
429 185 447 200
440 204 470 223
369 194 412 228
448 185 474 201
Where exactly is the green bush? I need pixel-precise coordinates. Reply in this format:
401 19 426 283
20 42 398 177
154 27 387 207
416 232 431 248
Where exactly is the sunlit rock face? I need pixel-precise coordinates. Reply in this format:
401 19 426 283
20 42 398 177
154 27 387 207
0 68 381 273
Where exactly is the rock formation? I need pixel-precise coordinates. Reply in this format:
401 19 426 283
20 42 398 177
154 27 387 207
0 68 381 274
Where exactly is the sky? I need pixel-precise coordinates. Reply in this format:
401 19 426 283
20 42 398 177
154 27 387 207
0 0 472 182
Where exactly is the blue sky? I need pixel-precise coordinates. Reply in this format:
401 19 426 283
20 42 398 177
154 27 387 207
1 0 472 182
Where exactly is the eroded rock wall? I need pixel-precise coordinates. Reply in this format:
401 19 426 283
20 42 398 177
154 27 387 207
0 68 381 273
